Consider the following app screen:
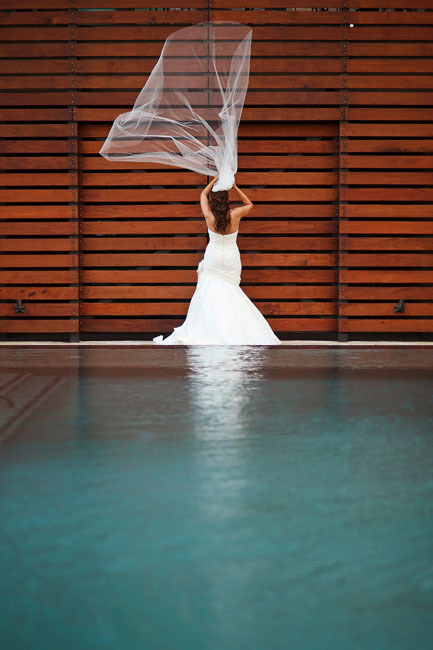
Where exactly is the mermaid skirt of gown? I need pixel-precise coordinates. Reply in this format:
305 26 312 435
153 228 281 345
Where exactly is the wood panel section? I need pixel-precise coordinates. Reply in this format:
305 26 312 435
338 0 433 337
79 121 339 335
72 2 341 338
0 2 79 337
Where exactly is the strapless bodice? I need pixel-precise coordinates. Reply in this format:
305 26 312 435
207 227 239 243
199 226 241 285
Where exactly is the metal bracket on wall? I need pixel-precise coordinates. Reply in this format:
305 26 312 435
14 300 26 314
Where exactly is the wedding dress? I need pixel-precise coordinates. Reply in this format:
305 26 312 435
153 227 281 345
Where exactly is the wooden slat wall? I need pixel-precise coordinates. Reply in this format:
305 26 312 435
0 0 79 336
80 121 339 334
338 0 433 335
1 0 432 340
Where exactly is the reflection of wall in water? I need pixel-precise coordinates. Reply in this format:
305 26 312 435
77 348 194 441
0 349 80 443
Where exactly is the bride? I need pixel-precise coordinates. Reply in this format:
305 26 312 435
153 174 281 345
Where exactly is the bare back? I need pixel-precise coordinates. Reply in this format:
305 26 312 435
205 207 245 235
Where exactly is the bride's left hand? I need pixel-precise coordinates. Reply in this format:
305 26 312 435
201 172 220 198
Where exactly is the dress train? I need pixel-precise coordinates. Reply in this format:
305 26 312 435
153 228 281 345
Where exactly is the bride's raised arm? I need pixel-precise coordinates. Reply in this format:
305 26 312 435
200 173 219 218
231 183 254 219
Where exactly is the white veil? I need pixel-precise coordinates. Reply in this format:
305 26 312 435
99 21 252 192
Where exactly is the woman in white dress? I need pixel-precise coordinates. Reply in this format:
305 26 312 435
153 175 281 345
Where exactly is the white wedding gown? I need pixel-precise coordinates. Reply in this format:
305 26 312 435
153 227 281 345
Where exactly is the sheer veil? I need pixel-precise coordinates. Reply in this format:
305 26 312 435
99 21 252 192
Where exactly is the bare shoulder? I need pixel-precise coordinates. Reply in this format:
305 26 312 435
200 190 214 220
230 203 253 220
205 213 215 230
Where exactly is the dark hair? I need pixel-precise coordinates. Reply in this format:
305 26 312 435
209 190 231 234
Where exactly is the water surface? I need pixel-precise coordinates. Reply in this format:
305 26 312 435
0 346 432 650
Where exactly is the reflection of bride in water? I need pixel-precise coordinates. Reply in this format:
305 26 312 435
186 346 268 436
185 346 268 532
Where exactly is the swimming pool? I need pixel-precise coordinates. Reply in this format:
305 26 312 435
0 346 432 650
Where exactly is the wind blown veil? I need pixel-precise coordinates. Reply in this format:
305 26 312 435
99 21 252 192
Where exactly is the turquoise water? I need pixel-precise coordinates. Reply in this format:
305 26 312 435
0 346 432 650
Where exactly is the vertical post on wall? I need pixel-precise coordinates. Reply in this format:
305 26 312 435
338 2 349 342
202 0 213 243
69 1 80 342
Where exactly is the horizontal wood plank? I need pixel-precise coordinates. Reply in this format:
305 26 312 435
340 270 433 283
1 320 78 333
340 319 433 333
341 303 433 317
79 301 337 317
79 252 336 267
79 236 336 252
78 317 337 333
80 269 336 283
80 285 337 300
